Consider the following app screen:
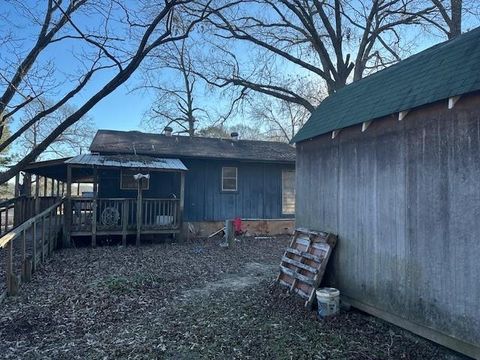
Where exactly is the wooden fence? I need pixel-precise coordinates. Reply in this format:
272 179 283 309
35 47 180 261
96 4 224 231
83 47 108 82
0 199 64 301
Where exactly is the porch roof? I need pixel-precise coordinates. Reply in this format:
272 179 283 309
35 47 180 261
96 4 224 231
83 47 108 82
65 154 188 171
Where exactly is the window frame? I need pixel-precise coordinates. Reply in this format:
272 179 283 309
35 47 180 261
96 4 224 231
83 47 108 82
120 169 150 190
221 166 238 192
281 169 295 215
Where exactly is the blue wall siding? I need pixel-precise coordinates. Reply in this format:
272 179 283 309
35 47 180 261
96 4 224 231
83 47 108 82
182 159 294 221
98 169 179 199
97 159 294 221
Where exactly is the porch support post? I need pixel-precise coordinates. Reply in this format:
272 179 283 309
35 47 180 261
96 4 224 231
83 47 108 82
56 179 60 197
136 181 142 246
43 177 48 197
23 172 32 197
178 171 185 242
13 173 20 226
35 175 41 214
64 166 72 247
14 173 20 197
92 167 98 248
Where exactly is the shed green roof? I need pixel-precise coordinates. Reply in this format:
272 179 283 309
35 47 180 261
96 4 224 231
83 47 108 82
292 27 480 144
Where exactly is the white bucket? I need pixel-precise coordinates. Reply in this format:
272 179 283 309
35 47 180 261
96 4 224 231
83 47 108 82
316 287 340 317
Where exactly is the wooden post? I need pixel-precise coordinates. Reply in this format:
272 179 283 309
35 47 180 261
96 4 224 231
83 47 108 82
92 167 98 248
61 182 65 196
225 219 234 247
21 229 26 279
41 215 46 263
24 255 32 282
22 172 32 197
14 173 20 197
50 178 55 197
35 175 40 214
53 207 58 250
77 182 80 196
136 180 142 246
64 166 72 247
178 171 185 242
56 179 60 197
5 238 13 294
122 199 128 246
43 177 48 197
32 219 37 272
48 209 53 255
13 173 21 226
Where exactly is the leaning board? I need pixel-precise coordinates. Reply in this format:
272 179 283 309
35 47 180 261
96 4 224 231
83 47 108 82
277 228 337 308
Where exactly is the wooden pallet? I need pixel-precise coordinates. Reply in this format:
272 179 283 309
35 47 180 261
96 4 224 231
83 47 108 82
276 228 337 308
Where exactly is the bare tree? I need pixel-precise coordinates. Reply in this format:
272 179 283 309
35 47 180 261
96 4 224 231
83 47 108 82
423 0 480 39
17 100 95 159
0 0 88 137
140 37 245 136
0 0 222 183
201 0 436 112
434 0 464 38
140 40 202 136
249 95 312 143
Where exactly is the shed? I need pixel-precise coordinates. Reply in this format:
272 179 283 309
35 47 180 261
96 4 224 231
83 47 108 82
292 27 480 358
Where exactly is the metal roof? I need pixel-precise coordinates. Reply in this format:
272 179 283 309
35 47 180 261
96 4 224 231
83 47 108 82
292 26 480 143
65 154 188 171
90 130 295 163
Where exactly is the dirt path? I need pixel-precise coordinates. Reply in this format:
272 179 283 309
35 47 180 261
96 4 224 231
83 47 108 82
0 237 465 359
181 262 278 299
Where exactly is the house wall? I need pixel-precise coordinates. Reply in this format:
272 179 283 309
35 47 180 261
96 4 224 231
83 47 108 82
295 92 480 357
182 159 295 221
98 169 179 199
97 160 295 222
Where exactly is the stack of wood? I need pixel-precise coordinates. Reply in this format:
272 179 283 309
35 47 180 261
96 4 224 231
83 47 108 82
276 228 337 308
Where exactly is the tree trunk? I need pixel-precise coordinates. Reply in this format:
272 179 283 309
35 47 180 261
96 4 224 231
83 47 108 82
449 0 462 39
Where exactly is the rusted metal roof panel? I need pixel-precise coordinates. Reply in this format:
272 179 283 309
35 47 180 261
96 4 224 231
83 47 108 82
65 154 188 171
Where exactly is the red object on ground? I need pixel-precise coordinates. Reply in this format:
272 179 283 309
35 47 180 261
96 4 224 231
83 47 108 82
233 217 243 234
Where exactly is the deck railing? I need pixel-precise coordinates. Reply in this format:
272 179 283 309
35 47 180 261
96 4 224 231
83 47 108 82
70 197 180 237
0 198 16 236
0 196 63 238
0 199 64 299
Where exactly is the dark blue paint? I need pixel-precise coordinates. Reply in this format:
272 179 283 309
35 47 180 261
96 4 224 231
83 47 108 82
97 159 295 221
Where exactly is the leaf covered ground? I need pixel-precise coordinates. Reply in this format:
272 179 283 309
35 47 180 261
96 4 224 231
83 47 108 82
0 237 465 359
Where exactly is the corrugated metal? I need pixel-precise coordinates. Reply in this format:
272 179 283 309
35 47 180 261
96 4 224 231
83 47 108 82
65 154 188 171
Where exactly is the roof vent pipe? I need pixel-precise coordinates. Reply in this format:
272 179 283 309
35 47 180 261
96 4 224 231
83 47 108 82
230 132 239 141
164 126 173 136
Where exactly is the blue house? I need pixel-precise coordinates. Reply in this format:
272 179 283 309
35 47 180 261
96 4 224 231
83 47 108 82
23 129 296 244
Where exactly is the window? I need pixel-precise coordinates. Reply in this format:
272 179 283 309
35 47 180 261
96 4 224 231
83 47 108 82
120 170 150 190
222 167 237 192
282 170 295 214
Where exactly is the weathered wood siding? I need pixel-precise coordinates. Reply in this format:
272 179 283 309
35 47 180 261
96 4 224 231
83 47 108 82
295 93 480 357
98 160 295 222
